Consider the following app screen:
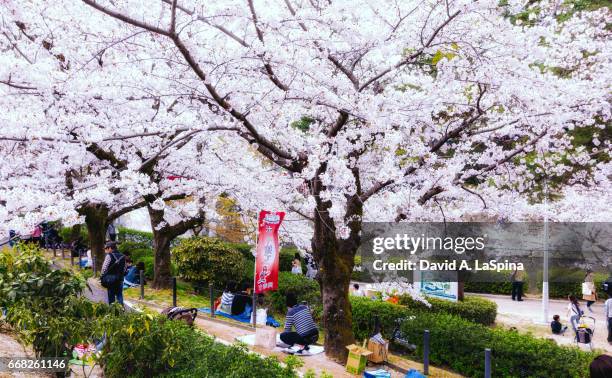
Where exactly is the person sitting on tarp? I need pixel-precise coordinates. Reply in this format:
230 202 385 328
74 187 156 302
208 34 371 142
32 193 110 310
231 283 253 316
124 261 145 288
218 282 236 314
280 292 319 353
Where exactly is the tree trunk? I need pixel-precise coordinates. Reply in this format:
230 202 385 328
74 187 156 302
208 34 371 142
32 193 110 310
146 204 205 289
317 243 356 362
147 206 172 289
312 193 362 362
83 205 109 272
152 231 172 289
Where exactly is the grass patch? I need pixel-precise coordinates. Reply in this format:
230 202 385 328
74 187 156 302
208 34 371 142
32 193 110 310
123 280 212 309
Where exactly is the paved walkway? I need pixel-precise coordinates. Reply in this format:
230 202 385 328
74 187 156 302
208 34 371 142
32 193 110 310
472 293 611 354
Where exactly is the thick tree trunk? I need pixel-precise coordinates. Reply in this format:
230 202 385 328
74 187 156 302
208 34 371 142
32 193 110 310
312 193 362 362
83 205 109 272
316 243 356 362
152 231 172 289
147 206 172 289
146 204 204 289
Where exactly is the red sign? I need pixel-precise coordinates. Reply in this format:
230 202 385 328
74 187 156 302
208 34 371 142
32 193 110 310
254 210 285 294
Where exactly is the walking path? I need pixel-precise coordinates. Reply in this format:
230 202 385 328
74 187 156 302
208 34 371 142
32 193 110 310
471 293 611 354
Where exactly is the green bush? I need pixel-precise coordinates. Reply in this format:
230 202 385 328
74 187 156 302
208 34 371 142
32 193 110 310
226 242 253 260
350 296 412 341
0 244 85 310
464 269 609 300
99 312 298 378
400 313 594 378
269 272 321 320
172 237 247 288
59 225 89 244
350 297 595 377
139 255 155 279
118 227 153 245
118 240 153 261
399 295 497 326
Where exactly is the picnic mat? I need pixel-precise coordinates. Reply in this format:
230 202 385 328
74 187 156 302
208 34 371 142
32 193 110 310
235 334 325 356
198 308 280 327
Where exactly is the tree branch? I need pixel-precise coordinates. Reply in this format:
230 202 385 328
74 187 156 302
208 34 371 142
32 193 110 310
359 10 461 92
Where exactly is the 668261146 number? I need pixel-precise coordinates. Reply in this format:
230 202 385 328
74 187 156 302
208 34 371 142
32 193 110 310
0 357 69 372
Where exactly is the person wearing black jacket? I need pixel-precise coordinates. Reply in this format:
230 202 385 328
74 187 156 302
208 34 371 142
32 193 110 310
100 241 126 305
231 284 253 316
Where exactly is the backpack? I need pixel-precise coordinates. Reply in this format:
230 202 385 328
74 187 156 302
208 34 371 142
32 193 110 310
100 252 125 289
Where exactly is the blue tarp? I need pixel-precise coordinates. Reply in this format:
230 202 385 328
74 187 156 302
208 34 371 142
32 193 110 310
197 307 280 327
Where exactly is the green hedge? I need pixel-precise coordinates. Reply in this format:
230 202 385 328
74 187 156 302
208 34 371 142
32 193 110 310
399 295 497 326
269 272 321 320
59 225 89 244
118 227 154 245
464 270 609 299
99 312 298 378
400 313 594 378
351 297 595 378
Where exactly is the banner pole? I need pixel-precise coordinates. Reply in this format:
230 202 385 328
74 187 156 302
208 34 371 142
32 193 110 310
252 221 259 328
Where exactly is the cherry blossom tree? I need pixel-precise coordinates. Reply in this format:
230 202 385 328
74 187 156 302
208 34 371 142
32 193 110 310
1 0 610 360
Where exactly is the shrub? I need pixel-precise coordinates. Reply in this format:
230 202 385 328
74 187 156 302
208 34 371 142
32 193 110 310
138 255 155 279
226 242 254 260
0 244 85 309
400 313 594 378
118 227 154 245
172 237 247 288
464 270 609 300
6 297 119 359
350 296 412 341
119 240 153 261
59 225 89 244
269 272 321 320
398 295 497 325
350 297 595 377
96 311 298 378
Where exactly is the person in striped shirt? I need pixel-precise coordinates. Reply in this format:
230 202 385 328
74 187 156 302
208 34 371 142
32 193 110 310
280 292 318 352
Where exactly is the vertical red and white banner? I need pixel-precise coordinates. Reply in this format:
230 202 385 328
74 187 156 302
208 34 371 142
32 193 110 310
254 210 285 294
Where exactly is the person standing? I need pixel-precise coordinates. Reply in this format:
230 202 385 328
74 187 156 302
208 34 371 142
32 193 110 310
510 268 524 301
582 269 597 312
31 225 43 247
604 295 612 344
291 253 302 275
100 241 126 305
106 222 117 242
567 295 583 337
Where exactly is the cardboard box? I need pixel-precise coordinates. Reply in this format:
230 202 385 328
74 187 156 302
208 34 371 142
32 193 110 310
367 339 389 363
345 344 372 375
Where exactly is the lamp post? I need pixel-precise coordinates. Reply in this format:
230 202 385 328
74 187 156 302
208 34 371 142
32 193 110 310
542 179 549 324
